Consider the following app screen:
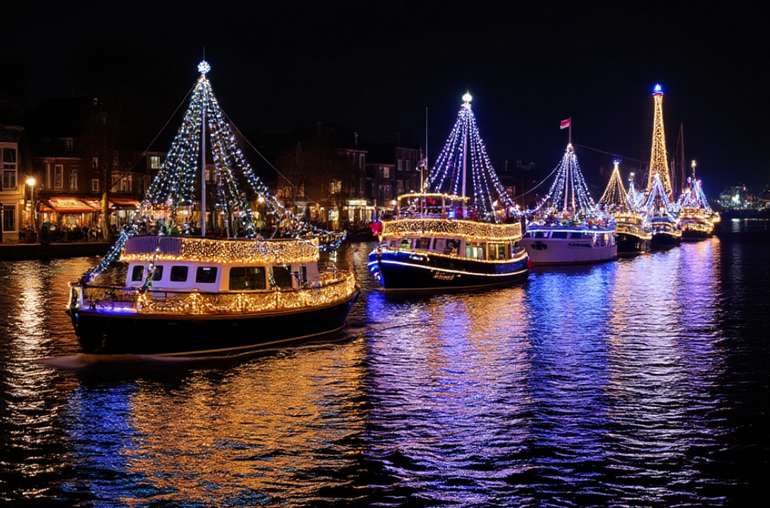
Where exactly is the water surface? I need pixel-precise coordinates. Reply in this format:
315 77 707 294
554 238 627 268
1 235 768 505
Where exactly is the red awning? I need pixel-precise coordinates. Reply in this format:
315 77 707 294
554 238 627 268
110 197 140 209
43 197 100 214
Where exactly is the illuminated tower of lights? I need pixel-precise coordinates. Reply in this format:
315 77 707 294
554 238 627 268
646 83 673 196
427 91 513 219
598 160 628 210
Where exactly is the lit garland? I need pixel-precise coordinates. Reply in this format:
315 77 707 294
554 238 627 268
426 93 513 220
598 161 628 211
529 143 599 221
81 60 344 283
79 272 356 316
644 173 676 217
380 218 522 241
120 236 320 264
646 84 673 196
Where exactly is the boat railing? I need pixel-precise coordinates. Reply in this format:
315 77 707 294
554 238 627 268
69 272 356 315
381 218 522 241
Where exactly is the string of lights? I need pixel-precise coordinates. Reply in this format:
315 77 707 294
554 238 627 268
529 143 597 217
426 93 513 220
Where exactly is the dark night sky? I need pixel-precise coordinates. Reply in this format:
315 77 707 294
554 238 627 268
3 1 770 195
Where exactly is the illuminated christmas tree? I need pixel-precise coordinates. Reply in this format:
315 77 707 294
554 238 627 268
532 143 596 217
427 92 513 219
82 60 340 282
646 83 673 197
677 161 713 211
644 172 675 216
598 160 628 211
625 172 645 211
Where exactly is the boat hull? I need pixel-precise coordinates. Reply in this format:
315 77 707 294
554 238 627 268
521 238 617 265
651 231 682 249
368 249 528 291
616 232 650 254
68 291 359 356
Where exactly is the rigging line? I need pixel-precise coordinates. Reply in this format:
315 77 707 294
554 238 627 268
219 108 295 188
573 143 644 165
509 160 562 201
129 83 197 174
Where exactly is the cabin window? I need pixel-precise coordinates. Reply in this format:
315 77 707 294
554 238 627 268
170 266 189 282
433 238 446 252
444 239 460 256
415 237 431 250
295 266 308 287
151 266 164 281
131 265 144 282
195 266 218 284
534 232 546 239
399 238 412 250
551 232 568 239
489 243 506 260
465 242 485 260
569 232 584 239
272 266 293 289
229 266 266 290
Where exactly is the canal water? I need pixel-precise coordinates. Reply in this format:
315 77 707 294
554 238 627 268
1 232 768 505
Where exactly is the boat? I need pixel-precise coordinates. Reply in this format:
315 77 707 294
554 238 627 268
367 193 528 291
367 92 529 291
645 173 682 249
677 165 720 239
65 60 358 356
521 142 617 265
598 161 651 254
67 236 358 355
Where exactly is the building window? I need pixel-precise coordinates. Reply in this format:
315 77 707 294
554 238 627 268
2 203 16 232
91 178 100 192
381 166 390 178
330 179 342 195
121 174 132 192
92 156 99 169
54 165 64 190
62 138 74 153
2 148 17 190
149 155 161 170
45 162 51 189
69 169 78 191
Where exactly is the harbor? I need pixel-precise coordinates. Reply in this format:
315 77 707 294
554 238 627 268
3 2 770 505
1 229 768 504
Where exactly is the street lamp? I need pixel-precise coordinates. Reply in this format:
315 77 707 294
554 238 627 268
25 176 37 234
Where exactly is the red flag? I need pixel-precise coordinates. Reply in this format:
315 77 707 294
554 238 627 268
560 117 572 130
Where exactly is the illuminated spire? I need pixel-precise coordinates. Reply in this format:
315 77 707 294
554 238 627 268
646 83 672 196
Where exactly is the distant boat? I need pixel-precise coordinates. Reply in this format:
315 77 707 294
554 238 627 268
645 173 682 249
598 161 651 255
677 169 720 240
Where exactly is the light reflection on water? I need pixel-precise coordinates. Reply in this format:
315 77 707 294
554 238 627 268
0 237 768 505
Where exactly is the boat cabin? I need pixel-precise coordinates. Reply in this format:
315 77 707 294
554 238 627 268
523 228 615 247
396 193 471 219
120 236 320 292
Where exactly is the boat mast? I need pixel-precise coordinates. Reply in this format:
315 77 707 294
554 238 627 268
198 59 210 237
461 91 472 203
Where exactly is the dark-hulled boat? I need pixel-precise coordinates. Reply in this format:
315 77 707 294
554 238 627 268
677 172 720 240
67 236 358 356
368 193 528 291
598 162 651 255
65 60 358 356
368 92 529 291
615 211 652 253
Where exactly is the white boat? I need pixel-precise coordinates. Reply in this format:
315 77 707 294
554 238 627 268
521 143 617 265
521 224 616 265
